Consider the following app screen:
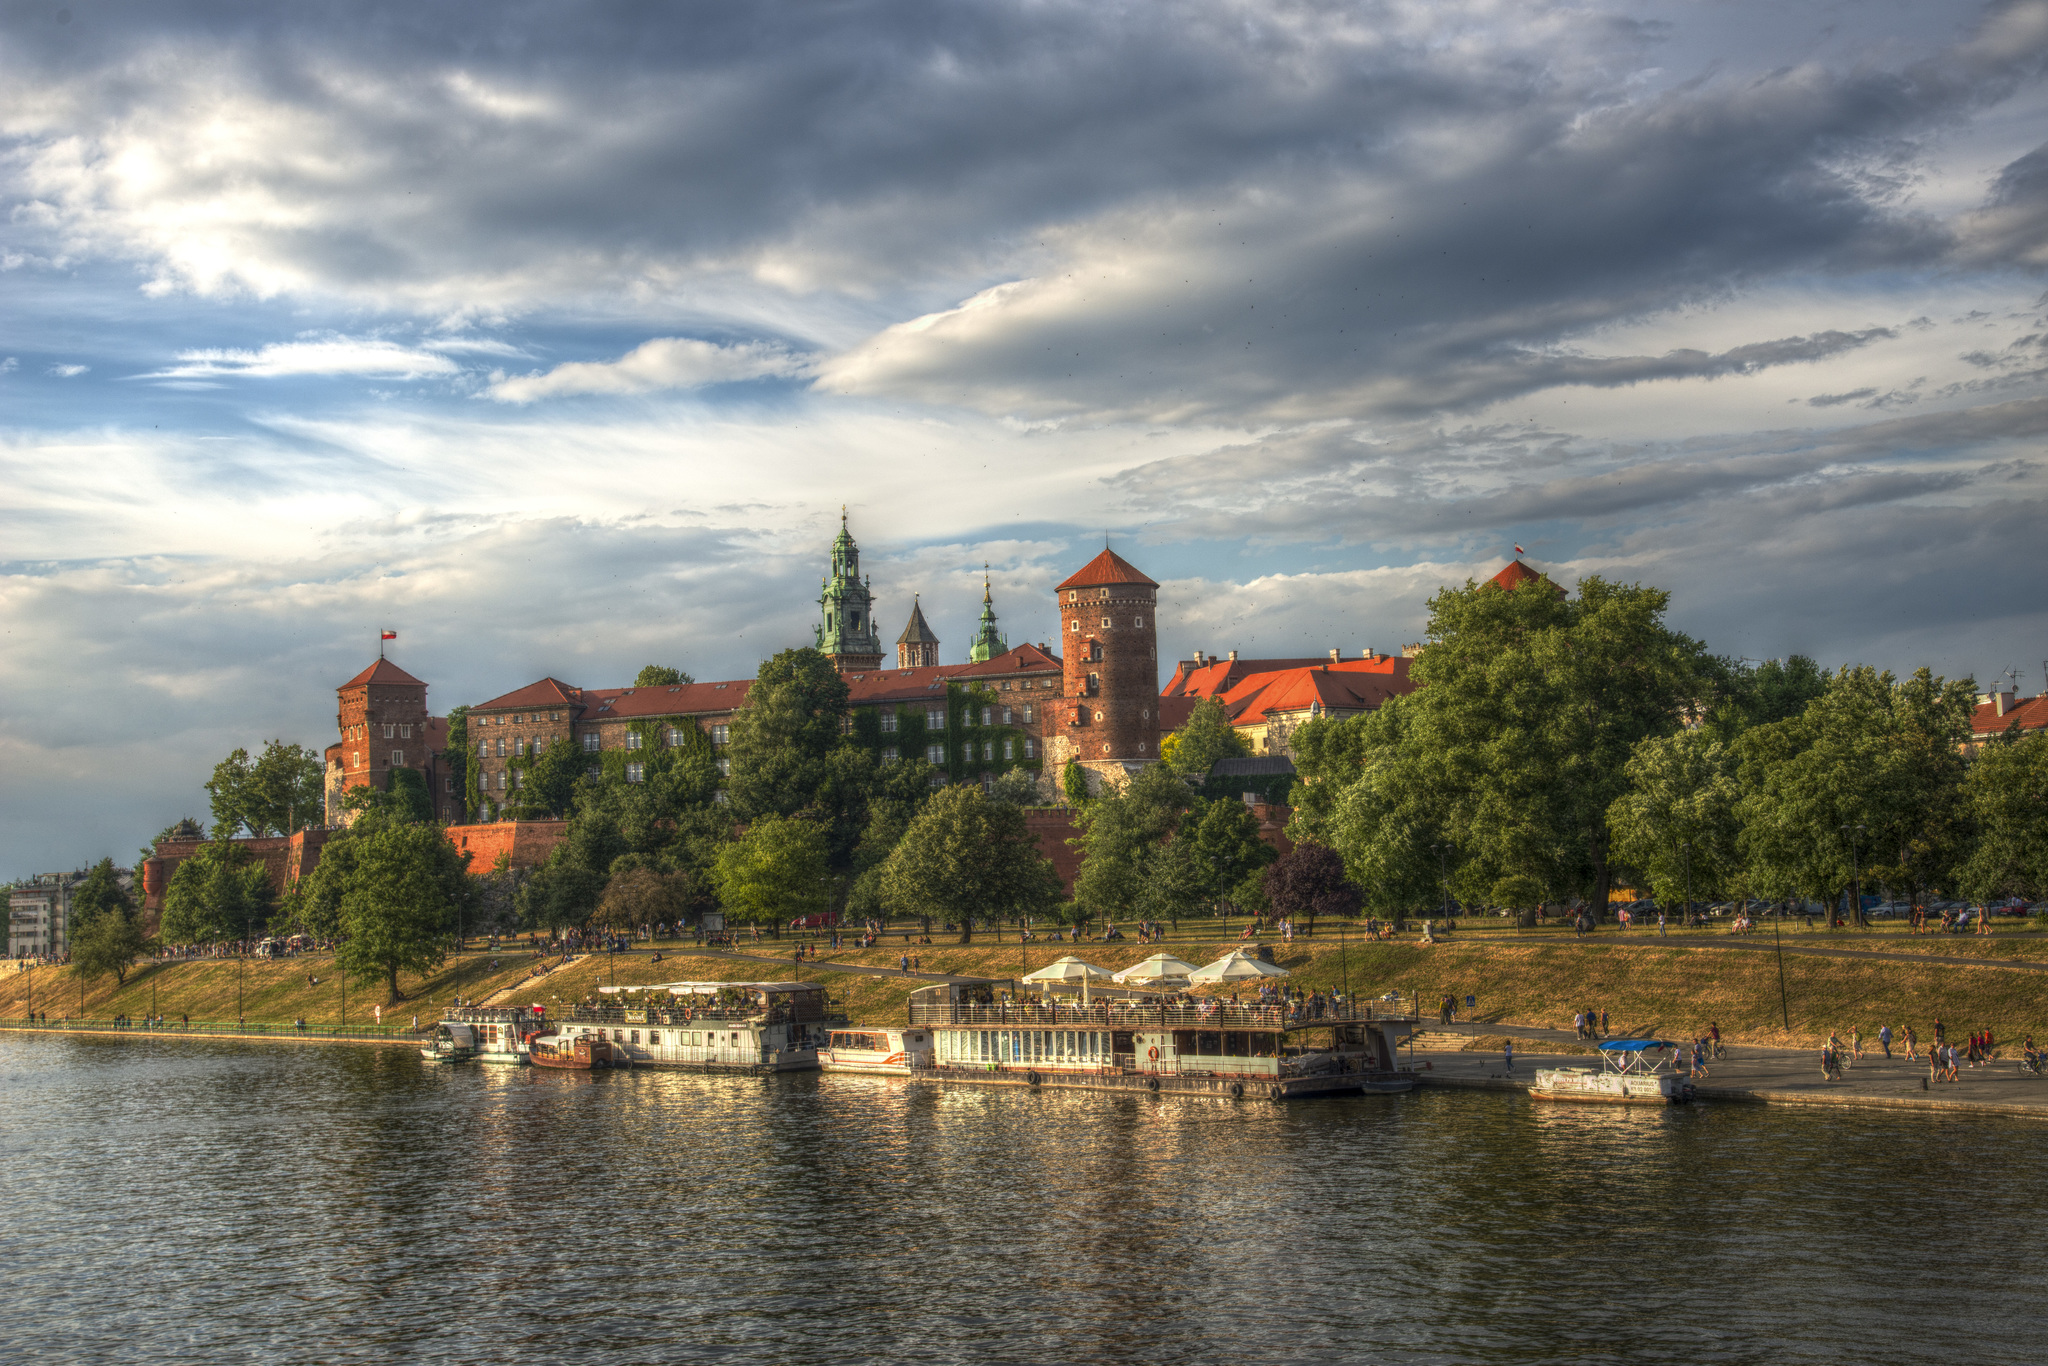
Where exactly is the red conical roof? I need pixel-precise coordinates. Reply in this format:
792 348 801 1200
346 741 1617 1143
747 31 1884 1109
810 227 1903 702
340 658 427 690
1057 548 1158 591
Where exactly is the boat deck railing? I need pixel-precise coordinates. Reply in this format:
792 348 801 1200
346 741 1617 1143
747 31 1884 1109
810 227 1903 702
906 1000 1417 1031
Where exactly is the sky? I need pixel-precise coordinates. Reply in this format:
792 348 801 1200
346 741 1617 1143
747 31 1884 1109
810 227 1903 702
5 0 2048 877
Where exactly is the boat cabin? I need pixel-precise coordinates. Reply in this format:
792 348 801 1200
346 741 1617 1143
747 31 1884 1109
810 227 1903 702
550 981 842 1072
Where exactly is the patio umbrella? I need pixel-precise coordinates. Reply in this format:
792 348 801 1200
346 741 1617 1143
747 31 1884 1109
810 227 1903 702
1189 949 1291 983
1111 952 1201 985
1022 955 1116 1005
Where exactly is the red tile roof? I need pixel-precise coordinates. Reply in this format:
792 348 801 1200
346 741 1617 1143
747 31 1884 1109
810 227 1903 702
471 677 589 713
1057 548 1158 591
588 680 755 717
1489 558 1564 595
1971 694 2048 737
340 658 428 690
1163 654 1408 700
951 642 1063 677
1216 663 1417 727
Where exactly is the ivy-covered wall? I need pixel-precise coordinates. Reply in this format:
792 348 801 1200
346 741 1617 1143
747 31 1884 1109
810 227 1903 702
846 681 1042 786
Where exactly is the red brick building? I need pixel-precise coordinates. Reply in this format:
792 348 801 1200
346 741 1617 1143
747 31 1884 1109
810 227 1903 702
324 657 457 825
1046 548 1162 792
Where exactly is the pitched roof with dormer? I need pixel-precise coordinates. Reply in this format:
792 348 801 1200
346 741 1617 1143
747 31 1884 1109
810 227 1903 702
1220 664 1415 726
1971 693 2048 740
584 680 755 718
1057 548 1158 591
340 658 428 691
471 677 590 713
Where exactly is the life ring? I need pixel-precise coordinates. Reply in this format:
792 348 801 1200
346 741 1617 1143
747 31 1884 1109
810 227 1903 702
1147 1046 1160 1061
1027 1071 1043 1086
1268 1085 1284 1101
1229 1082 1245 1099
1146 1078 1160 1092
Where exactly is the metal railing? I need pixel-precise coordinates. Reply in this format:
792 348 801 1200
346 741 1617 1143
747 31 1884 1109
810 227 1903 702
0 1016 418 1042
906 1000 1417 1031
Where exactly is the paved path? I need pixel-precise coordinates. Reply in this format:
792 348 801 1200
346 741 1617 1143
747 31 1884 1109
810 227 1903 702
577 944 984 985
1526 931 2048 974
1411 1042 2048 1117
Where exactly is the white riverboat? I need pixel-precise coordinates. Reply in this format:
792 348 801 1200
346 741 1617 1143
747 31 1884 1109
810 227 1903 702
1530 1039 1694 1104
419 1021 478 1063
436 1006 548 1063
819 1026 934 1076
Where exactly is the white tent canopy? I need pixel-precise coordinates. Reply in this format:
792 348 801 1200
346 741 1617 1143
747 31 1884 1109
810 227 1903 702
1189 950 1290 983
1111 952 1202 984
1021 956 1115 985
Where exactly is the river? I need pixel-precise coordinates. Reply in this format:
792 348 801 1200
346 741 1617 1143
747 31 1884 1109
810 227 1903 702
2 1033 2043 1364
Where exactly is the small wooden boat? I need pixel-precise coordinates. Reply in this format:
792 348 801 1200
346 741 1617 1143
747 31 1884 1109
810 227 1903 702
528 1032 621 1070
1530 1039 1693 1104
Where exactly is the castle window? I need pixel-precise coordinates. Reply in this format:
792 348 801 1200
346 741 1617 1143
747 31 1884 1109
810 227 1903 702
1138 741 1148 754
496 773 507 790
925 707 944 729
929 772 946 789
1088 674 1100 693
512 771 523 789
1023 705 1034 723
496 738 506 757
515 739 527 758
626 763 645 783
714 790 730 804
391 750 403 766
400 724 413 739
1101 618 1112 629
1001 708 1012 724
882 746 898 764
712 724 730 746
351 752 360 768
583 734 600 753
1070 620 1079 631
625 732 643 751
982 742 994 761
551 712 560 721
384 724 395 739
446 777 455 792
928 743 945 764
1003 740 1014 760
717 757 731 776
880 712 897 734
1024 738 1037 758
1068 592 1077 603
1134 616 1143 627
981 707 992 727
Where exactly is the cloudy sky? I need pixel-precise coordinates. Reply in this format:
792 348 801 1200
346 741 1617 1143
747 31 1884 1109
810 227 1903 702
5 0 2048 876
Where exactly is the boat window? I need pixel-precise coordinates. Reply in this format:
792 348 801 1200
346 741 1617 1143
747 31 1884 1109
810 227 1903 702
1247 1032 1277 1057
1173 1031 1197 1055
648 1031 660 1045
1223 1031 1249 1056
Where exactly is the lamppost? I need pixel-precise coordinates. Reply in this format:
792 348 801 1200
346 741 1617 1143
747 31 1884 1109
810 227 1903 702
1680 840 1693 931
1839 823 1868 931
1772 885 1792 1030
1430 842 1450 930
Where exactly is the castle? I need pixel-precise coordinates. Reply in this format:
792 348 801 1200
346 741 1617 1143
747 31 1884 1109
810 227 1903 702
318 516 1432 826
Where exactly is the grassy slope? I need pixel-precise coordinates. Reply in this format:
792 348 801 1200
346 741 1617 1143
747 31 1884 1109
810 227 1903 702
8 926 2045 1049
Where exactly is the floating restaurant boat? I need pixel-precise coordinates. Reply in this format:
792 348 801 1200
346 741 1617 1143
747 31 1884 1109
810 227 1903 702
900 981 1418 1100
528 1032 620 1069
1529 1040 1695 1104
818 1026 935 1076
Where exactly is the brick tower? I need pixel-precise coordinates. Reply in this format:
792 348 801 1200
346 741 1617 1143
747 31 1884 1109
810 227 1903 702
332 655 432 823
896 595 940 668
1047 547 1160 791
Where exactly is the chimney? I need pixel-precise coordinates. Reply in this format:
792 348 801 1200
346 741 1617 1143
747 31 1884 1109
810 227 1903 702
1362 648 1376 661
1996 689 2011 717
1228 649 1238 662
1193 649 1205 666
1328 649 1340 664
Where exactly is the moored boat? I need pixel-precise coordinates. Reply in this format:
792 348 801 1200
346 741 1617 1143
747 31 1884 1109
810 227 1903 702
439 1005 546 1063
419 1021 478 1063
1530 1039 1694 1104
819 1026 933 1075
528 1032 620 1069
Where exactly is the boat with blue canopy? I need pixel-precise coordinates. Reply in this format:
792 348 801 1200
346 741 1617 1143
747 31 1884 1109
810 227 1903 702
1530 1038 1695 1104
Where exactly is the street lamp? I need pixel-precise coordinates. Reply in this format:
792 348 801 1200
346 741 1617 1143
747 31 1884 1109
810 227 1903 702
1430 842 1450 930
1680 840 1693 931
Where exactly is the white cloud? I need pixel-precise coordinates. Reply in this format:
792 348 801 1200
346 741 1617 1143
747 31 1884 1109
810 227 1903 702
147 337 463 381
486 337 813 402
47 363 89 377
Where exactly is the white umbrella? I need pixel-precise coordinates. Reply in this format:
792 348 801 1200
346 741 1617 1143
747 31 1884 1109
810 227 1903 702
1111 952 1202 985
1189 949 1291 983
1023 954 1116 1005
1021 956 1115 985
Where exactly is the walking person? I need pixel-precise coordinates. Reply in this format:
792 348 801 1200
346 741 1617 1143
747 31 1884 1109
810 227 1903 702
1503 1039 1515 1073
1708 1021 1722 1059
1903 1023 1918 1062
1879 1023 1893 1059
1600 1008 1610 1038
1657 910 1667 938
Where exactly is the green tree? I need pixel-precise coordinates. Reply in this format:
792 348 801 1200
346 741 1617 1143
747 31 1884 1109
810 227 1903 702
71 898 151 988
1162 696 1250 777
1736 666 1975 922
1070 765 1195 923
443 705 473 821
1606 729 1743 910
67 857 135 936
1735 655 1830 728
634 665 694 688
593 866 693 930
517 858 609 934
1263 842 1360 935
1317 572 1719 916
1958 730 2048 901
1061 759 1090 806
726 648 852 821
160 839 276 944
1186 798 1278 908
505 737 585 819
710 815 831 926
879 785 1061 940
205 740 325 837
987 767 1043 806
330 822 474 1001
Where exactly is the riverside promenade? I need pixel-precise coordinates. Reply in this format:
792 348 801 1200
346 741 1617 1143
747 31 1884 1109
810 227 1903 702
1412 1021 2048 1117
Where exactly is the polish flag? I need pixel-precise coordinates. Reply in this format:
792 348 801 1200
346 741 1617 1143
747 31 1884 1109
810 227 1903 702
381 630 397 641
1513 546 1524 555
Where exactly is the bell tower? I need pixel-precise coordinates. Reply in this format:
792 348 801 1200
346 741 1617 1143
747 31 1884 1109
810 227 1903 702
967 566 1008 663
896 595 941 669
816 509 884 673
1046 547 1159 788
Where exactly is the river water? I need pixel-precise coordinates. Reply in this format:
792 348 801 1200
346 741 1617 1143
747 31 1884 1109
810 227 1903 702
3 1033 2044 1365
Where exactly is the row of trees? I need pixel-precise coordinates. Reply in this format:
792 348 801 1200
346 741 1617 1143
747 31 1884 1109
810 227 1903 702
1284 569 2042 921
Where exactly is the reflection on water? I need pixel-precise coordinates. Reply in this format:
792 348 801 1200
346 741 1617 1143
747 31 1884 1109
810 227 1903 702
2 1033 2045 1364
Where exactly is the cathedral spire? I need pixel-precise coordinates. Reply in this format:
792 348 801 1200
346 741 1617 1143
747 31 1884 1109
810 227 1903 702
968 563 1008 663
817 511 882 673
